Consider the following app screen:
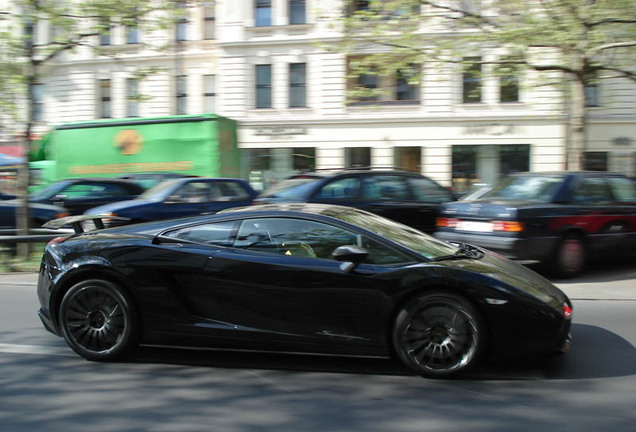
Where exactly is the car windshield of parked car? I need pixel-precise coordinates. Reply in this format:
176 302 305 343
322 207 457 260
138 179 183 200
480 174 564 202
260 178 319 199
29 181 68 200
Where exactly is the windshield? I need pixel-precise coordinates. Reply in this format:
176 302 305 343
260 178 320 200
322 207 457 260
481 174 564 202
29 181 68 200
138 179 182 200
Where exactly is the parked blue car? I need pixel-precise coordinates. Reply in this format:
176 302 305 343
85 177 258 223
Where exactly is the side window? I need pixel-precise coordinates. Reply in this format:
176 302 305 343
232 217 411 264
408 177 453 203
362 175 411 201
61 184 109 198
215 181 252 201
361 236 411 265
572 177 613 205
314 177 360 199
234 217 358 258
607 177 636 203
163 220 239 246
172 182 211 203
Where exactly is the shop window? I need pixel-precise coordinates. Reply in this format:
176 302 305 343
583 152 608 171
451 145 478 194
345 147 371 168
293 148 315 171
499 144 530 175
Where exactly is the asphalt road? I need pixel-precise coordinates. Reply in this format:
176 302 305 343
0 261 635 432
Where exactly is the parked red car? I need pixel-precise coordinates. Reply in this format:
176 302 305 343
434 171 636 277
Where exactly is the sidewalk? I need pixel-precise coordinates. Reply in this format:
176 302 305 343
2 269 635 300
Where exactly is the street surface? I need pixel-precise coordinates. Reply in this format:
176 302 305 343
0 260 635 432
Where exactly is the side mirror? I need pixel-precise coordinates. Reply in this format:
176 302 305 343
332 245 369 273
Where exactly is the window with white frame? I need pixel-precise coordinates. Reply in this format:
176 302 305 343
347 57 420 104
203 2 215 39
126 26 140 44
99 79 111 118
127 78 139 117
289 63 307 108
176 75 187 114
462 57 482 103
256 65 272 108
176 3 188 41
32 83 44 122
499 61 520 103
585 81 600 107
255 0 272 26
289 0 306 24
99 18 111 46
204 75 216 112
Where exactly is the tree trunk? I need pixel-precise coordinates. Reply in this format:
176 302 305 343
567 78 587 171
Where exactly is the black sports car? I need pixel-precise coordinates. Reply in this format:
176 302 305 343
37 204 572 378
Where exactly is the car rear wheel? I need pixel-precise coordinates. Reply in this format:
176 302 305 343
392 292 483 378
552 235 586 278
59 279 139 361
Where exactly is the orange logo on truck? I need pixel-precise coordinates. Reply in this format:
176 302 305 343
114 129 143 155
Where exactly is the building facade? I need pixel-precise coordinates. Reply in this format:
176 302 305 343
6 0 636 191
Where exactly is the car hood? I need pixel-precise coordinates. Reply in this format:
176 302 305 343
434 249 568 308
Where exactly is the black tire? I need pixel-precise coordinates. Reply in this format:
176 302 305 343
551 234 586 278
59 279 139 361
392 292 484 378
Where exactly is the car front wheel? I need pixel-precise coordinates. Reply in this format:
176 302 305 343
392 292 483 378
59 279 139 361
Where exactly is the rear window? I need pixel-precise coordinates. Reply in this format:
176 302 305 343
482 175 564 202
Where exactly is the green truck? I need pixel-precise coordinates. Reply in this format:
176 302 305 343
30 114 242 189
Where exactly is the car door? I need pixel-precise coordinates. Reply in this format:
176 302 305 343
406 176 456 233
170 216 410 350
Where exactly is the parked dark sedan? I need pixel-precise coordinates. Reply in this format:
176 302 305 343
0 200 68 229
29 178 145 215
38 204 572 378
435 171 636 277
254 168 455 233
85 177 257 223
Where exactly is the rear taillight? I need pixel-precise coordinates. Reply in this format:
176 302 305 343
492 221 524 232
436 217 459 228
563 303 572 320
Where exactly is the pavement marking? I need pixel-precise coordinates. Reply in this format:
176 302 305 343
0 343 75 357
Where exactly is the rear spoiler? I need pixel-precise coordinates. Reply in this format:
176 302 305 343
42 214 131 234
